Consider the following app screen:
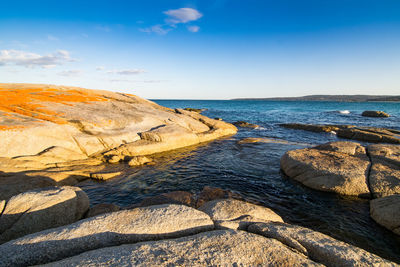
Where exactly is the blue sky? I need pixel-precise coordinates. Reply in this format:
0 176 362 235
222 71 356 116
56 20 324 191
1 0 400 99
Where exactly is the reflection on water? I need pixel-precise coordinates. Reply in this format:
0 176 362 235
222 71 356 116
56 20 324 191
79 100 400 263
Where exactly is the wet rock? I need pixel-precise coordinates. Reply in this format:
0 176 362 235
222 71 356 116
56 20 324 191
367 144 400 198
233 120 259 129
237 137 291 145
370 194 400 235
42 230 321 267
199 198 283 230
0 204 214 266
183 108 206 113
248 222 396 266
280 123 340 133
90 171 121 180
0 186 89 244
128 156 152 166
196 186 241 207
281 142 371 197
138 191 195 207
362 110 390 118
86 203 120 218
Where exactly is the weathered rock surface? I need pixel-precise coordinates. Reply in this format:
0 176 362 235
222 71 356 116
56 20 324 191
233 120 259 128
362 110 390 118
248 222 397 266
368 144 400 198
280 123 400 144
199 199 283 230
0 186 89 244
86 203 121 218
43 230 320 267
281 142 371 197
0 83 236 198
127 156 152 166
370 195 400 235
0 204 214 266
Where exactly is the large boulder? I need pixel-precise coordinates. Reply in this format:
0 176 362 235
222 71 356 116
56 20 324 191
362 110 390 118
199 199 283 230
42 230 321 267
248 222 396 266
281 142 371 197
367 144 400 198
0 186 89 243
370 195 400 235
0 204 214 266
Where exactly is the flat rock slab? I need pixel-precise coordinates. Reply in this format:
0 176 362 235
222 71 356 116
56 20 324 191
281 142 371 197
0 186 89 244
199 199 283 230
370 195 400 235
43 230 321 267
368 144 400 198
248 222 398 266
0 204 214 266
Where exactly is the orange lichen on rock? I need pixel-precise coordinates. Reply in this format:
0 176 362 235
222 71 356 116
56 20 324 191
0 86 108 129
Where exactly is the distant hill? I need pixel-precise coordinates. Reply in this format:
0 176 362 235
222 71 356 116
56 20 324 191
231 95 400 102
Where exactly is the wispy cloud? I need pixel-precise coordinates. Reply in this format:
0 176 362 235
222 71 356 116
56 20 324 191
0 49 75 68
107 69 146 75
96 66 105 71
58 70 82 77
140 7 202 35
47 35 59 41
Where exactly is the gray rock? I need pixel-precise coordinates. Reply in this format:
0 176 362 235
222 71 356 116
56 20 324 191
86 203 120 218
0 200 5 216
199 198 283 230
362 110 390 118
248 222 397 266
0 204 214 266
370 194 400 235
42 230 321 267
0 186 89 244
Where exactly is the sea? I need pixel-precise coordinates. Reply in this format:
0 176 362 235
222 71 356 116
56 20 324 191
79 100 400 262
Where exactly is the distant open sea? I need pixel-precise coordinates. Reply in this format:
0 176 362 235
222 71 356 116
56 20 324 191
79 100 400 262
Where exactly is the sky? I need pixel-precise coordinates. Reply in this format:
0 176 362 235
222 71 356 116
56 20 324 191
1 0 400 99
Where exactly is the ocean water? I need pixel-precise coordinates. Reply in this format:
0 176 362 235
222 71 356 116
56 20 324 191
79 100 400 262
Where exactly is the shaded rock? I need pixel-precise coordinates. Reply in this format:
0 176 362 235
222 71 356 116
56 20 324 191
196 186 241 207
90 171 121 180
280 123 339 133
139 191 195 207
0 204 214 266
233 120 259 129
281 141 371 197
199 199 283 230
128 156 152 166
214 117 222 120
0 200 5 215
248 222 396 266
86 203 120 218
370 194 400 235
183 107 206 113
362 110 390 118
0 186 89 244
42 230 320 267
368 144 400 198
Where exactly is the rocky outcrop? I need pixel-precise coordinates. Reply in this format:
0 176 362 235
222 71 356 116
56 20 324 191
370 195 400 235
85 203 120 218
0 204 214 266
248 222 396 266
280 123 400 144
199 199 283 230
362 110 390 117
233 120 259 129
281 142 371 197
42 230 321 267
0 186 89 243
183 107 206 113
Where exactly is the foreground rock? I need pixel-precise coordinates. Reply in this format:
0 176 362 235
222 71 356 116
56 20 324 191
0 83 236 198
0 204 213 266
43 230 321 267
248 222 397 266
280 123 400 144
199 199 283 230
281 142 371 197
0 186 88 244
370 195 400 235
362 110 390 118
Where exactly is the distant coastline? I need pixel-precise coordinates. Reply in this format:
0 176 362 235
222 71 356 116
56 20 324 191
231 95 400 102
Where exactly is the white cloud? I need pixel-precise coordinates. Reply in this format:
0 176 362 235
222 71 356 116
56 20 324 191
164 8 202 24
107 69 146 75
0 49 75 68
140 24 171 35
96 66 105 71
58 70 82 77
187 25 200 32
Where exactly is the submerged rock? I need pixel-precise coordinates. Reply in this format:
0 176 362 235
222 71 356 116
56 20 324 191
89 171 121 180
362 110 390 118
0 186 89 244
128 156 152 166
183 107 206 113
138 191 196 207
370 194 400 235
